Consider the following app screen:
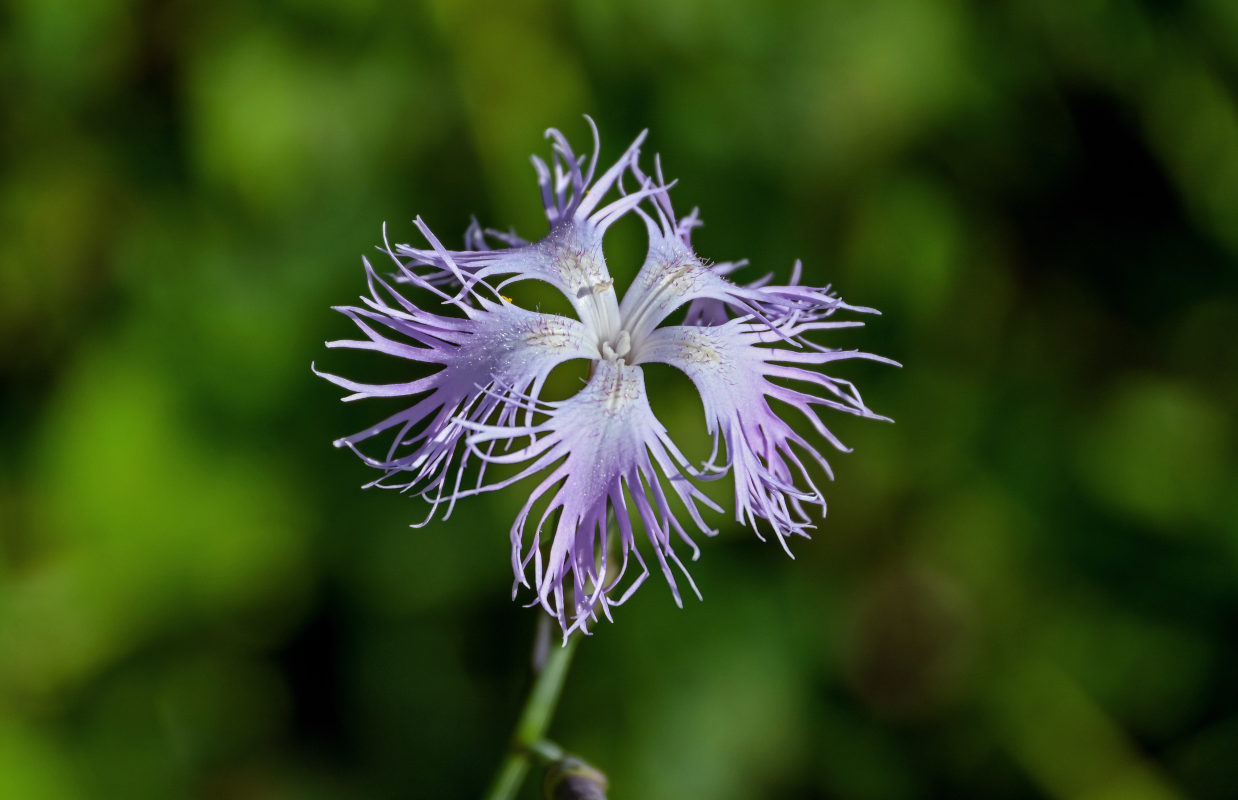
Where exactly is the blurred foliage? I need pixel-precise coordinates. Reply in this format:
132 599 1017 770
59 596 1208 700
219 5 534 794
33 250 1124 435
2 0 1237 798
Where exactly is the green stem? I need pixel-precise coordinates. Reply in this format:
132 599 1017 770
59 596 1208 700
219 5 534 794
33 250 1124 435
483 618 580 800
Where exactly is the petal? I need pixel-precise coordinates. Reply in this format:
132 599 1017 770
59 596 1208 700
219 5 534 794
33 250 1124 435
456 360 718 635
391 124 666 341
317 257 597 522
680 258 754 327
636 319 892 548
619 172 879 353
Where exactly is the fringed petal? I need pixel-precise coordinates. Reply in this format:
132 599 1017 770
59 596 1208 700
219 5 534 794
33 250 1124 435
454 360 717 637
391 121 665 342
636 318 894 549
619 161 877 348
319 257 596 524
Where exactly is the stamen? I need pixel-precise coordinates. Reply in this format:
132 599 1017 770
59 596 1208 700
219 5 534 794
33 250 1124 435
599 329 632 362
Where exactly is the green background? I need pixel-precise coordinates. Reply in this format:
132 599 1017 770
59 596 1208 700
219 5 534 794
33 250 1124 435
3 0 1237 798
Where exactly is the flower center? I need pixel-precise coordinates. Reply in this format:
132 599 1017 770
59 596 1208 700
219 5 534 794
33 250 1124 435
599 329 631 362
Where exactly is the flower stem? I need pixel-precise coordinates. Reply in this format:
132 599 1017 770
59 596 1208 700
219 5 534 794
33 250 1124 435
483 616 580 800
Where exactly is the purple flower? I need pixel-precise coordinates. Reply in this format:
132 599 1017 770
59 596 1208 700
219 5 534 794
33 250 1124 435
317 119 894 635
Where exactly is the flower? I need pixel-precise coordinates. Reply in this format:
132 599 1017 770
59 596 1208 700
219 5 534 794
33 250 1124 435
316 118 895 635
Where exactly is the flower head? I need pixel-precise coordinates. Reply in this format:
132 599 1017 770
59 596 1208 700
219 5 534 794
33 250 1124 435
317 118 895 635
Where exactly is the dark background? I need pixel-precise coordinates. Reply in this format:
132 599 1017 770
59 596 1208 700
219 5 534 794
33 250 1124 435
2 1 1237 798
